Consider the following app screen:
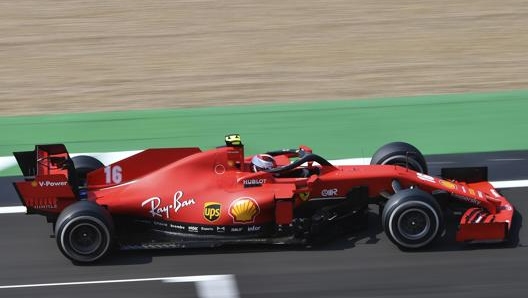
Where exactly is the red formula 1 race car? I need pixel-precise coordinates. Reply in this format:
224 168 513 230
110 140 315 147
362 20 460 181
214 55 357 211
13 135 514 263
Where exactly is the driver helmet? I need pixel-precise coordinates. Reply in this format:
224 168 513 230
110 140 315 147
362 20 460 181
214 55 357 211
251 154 276 172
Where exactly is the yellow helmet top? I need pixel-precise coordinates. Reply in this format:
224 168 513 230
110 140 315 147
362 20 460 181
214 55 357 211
225 134 242 146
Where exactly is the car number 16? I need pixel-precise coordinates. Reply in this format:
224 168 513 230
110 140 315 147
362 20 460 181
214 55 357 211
104 165 123 184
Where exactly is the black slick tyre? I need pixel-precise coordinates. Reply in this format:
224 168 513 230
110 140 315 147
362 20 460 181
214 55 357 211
55 201 114 263
71 155 104 184
382 188 443 249
371 142 428 174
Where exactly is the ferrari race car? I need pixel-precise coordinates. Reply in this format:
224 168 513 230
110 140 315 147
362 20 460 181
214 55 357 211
12 135 514 263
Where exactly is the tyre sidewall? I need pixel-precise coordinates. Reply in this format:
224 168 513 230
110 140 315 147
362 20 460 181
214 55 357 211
71 155 104 186
72 155 104 175
371 142 428 174
55 201 113 263
382 189 442 249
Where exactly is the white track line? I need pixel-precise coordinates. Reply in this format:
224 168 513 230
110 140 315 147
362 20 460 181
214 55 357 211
0 206 27 214
0 155 370 172
0 156 368 172
0 274 240 298
1 152 527 215
74 151 141 166
0 156 16 172
0 276 171 289
2 178 527 215
0 153 368 215
165 274 240 298
491 180 528 189
0 151 142 173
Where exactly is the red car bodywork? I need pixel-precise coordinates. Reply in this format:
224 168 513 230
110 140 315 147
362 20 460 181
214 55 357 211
13 140 514 248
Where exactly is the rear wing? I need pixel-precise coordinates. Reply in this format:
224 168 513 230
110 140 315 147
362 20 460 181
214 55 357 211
14 144 74 178
13 144 78 218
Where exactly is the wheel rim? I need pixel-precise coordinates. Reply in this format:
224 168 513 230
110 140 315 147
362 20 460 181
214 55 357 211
68 223 103 255
397 208 430 240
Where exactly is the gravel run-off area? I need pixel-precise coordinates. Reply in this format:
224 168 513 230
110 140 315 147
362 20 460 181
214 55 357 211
1 0 528 116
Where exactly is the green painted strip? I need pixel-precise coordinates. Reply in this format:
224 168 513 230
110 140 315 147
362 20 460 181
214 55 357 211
1 90 527 177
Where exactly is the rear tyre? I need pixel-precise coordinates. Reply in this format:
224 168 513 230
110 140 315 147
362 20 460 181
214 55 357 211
72 155 104 185
55 201 114 263
371 142 428 174
382 188 443 249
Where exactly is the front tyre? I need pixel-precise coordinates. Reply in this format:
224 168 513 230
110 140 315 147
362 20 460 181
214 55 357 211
55 201 114 263
382 189 443 249
371 142 428 174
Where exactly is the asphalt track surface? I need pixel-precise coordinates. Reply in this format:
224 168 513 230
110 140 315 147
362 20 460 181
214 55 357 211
0 151 527 297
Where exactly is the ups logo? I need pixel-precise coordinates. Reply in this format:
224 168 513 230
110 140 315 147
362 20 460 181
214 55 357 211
204 202 221 222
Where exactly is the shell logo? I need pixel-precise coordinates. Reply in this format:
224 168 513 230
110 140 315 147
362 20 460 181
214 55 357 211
229 197 260 223
439 180 457 190
31 181 38 187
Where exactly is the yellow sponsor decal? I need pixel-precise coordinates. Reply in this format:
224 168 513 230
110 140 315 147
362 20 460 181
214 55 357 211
439 180 457 190
203 202 221 222
229 197 260 223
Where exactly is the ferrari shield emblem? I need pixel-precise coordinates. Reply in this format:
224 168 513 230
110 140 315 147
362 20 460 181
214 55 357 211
299 192 310 201
204 202 221 222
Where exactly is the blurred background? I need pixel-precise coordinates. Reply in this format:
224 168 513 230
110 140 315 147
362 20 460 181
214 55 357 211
1 0 527 116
